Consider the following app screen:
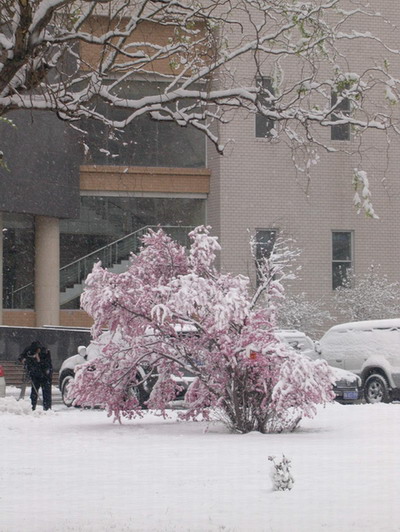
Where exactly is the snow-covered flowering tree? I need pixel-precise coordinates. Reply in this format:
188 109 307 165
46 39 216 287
2 0 400 200
72 226 335 433
333 266 400 322
277 293 333 338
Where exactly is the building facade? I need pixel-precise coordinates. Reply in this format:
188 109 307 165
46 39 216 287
1 6 400 333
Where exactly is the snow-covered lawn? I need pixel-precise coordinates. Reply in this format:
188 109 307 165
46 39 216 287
2 389 400 532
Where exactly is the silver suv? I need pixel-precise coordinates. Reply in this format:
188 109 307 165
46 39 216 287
276 329 361 404
316 319 400 403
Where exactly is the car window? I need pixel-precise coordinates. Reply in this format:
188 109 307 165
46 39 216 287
280 334 314 353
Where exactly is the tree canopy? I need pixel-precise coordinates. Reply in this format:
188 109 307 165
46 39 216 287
2 1 400 208
71 227 335 433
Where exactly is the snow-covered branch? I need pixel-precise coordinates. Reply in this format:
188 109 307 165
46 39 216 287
1 0 400 174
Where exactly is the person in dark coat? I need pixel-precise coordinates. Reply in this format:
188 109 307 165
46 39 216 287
19 341 53 410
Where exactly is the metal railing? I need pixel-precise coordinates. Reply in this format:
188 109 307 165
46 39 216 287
10 225 194 309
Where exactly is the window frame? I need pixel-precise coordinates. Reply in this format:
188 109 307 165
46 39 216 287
254 228 278 285
81 78 206 168
330 91 351 141
255 77 275 138
332 230 353 290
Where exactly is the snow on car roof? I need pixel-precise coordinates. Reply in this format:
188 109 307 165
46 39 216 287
327 318 400 333
275 329 308 338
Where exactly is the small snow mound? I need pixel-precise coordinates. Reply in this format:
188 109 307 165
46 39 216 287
0 397 53 416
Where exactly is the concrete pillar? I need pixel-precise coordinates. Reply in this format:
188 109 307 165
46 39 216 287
35 216 60 326
0 213 3 325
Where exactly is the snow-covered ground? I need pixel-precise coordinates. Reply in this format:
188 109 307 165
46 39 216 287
2 387 400 532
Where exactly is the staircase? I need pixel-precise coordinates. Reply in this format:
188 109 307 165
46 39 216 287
60 259 131 305
10 225 194 308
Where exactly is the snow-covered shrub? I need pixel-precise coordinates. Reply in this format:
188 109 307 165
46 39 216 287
72 226 335 432
333 266 400 321
276 292 333 337
269 455 294 491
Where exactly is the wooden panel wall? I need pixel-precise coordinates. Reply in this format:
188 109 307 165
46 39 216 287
2 310 93 328
80 18 209 75
80 165 210 194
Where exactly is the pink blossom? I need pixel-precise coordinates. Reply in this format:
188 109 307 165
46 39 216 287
73 227 335 432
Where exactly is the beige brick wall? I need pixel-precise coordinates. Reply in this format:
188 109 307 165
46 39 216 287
206 3 400 329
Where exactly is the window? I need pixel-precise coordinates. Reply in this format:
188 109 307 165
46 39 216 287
255 229 277 284
332 231 353 289
331 92 350 141
60 195 206 265
59 195 206 308
255 77 275 138
81 80 206 168
3 213 35 309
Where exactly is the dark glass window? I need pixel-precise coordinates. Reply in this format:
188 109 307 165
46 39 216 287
255 229 277 285
256 77 275 138
81 80 205 168
60 196 206 266
2 214 35 309
332 231 353 289
331 92 350 141
59 195 206 308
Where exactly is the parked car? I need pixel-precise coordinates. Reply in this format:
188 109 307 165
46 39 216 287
276 329 361 404
59 340 154 407
0 364 5 397
315 319 400 403
59 329 195 407
60 327 361 407
59 345 100 407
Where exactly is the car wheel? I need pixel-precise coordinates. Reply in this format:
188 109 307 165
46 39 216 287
364 374 390 404
61 374 75 407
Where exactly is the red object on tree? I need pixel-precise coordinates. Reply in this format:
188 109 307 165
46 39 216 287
249 350 259 361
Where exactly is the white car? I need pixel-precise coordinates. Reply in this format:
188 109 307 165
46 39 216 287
276 329 361 404
59 328 195 407
59 337 157 407
316 319 400 403
0 364 5 397
59 344 102 407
